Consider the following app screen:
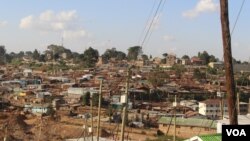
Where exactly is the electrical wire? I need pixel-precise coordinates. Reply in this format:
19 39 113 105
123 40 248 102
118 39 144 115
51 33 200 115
140 0 164 48
137 0 158 45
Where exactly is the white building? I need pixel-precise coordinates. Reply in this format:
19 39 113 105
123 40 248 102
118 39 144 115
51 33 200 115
199 99 248 119
217 114 250 133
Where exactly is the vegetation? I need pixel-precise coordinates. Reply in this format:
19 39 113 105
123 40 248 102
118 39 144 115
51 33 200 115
102 48 126 62
148 70 169 87
82 47 99 68
171 64 186 78
198 51 218 64
82 92 90 105
193 68 206 80
0 46 6 65
127 46 142 60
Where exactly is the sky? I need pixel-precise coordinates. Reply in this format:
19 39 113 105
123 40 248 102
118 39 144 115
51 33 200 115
0 0 249 61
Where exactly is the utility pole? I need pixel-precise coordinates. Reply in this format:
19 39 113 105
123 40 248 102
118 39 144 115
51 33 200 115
173 94 177 141
237 92 240 115
91 97 94 141
220 0 238 125
4 123 7 141
97 79 103 141
120 68 130 141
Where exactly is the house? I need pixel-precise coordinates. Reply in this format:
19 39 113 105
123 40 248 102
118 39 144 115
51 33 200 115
23 68 32 77
199 99 249 119
158 116 217 138
184 134 221 141
180 100 198 111
217 114 250 133
181 58 191 65
166 54 176 66
191 57 205 65
208 62 224 69
31 103 52 115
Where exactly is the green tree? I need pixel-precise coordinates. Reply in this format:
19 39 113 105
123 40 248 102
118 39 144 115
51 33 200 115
127 46 142 61
193 68 205 80
182 55 190 60
82 47 99 67
162 53 168 58
141 54 149 61
102 48 126 62
0 46 6 65
92 93 99 107
148 70 169 87
33 49 40 60
198 51 218 64
82 92 90 105
171 64 187 78
207 66 217 75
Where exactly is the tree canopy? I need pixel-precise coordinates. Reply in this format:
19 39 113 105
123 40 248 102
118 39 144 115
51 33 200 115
82 47 99 68
127 46 142 61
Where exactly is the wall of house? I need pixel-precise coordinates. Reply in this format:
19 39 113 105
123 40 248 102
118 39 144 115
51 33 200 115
158 124 216 138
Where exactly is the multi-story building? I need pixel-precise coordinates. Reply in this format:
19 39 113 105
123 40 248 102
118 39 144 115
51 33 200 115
199 99 248 119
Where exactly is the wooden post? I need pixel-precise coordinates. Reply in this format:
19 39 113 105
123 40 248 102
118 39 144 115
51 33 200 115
220 0 238 125
97 79 103 141
120 68 130 141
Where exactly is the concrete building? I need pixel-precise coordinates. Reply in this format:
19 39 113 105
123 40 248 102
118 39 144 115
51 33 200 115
166 54 176 66
208 62 224 69
158 117 217 138
199 99 248 119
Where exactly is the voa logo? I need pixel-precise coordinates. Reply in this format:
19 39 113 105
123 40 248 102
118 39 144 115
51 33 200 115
226 129 246 136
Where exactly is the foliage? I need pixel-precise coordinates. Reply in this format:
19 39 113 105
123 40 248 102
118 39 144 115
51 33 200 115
141 54 149 61
33 49 40 60
148 70 169 87
127 46 142 61
162 53 168 58
102 48 126 62
193 68 206 80
198 51 218 64
182 55 190 60
0 46 6 65
207 66 217 75
82 47 99 68
236 74 250 86
11 58 22 66
171 64 186 78
92 93 99 107
82 92 90 105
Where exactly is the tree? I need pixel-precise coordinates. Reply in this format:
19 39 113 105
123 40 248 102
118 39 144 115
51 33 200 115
198 51 218 64
92 93 99 106
162 53 168 58
127 46 142 61
0 46 6 65
207 66 217 75
171 64 187 78
102 48 126 62
141 54 148 61
148 70 169 87
193 68 205 80
182 55 190 60
25 51 33 57
33 49 40 60
82 47 99 68
82 92 90 105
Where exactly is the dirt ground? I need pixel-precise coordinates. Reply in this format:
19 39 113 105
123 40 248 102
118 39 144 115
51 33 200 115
0 111 158 141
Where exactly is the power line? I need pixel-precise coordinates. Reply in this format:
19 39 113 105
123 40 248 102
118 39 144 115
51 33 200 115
143 0 167 49
137 0 158 45
140 0 164 48
230 0 246 35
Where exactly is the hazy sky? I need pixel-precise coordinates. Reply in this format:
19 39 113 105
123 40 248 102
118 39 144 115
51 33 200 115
0 0 249 61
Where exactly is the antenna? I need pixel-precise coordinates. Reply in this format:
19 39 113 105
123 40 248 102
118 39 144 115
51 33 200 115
61 36 64 47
